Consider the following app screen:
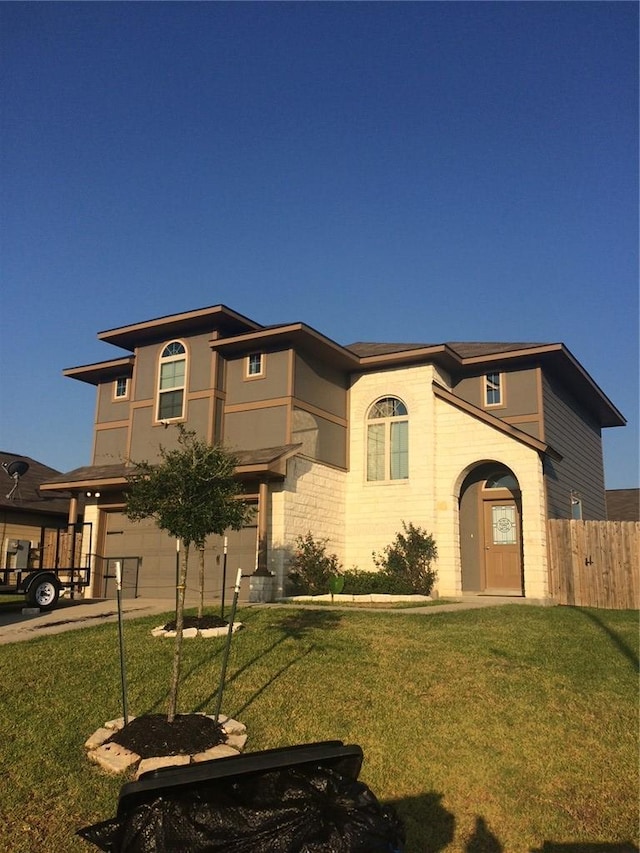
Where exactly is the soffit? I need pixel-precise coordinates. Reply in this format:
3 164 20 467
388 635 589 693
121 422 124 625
98 305 263 352
63 357 135 386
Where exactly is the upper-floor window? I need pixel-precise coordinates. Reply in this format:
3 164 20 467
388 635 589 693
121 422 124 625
157 341 186 421
246 352 264 378
366 396 408 481
114 377 129 399
484 372 503 407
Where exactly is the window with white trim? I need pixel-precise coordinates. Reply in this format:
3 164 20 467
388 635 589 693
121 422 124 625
157 341 186 421
484 372 503 406
114 377 129 399
366 397 408 481
246 353 264 378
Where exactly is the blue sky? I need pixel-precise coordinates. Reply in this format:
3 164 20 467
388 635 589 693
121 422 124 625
1 2 637 488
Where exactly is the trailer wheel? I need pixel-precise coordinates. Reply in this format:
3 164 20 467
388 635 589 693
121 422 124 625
26 575 60 610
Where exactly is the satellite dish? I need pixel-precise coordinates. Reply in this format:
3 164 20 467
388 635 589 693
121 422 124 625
2 459 29 499
4 460 30 479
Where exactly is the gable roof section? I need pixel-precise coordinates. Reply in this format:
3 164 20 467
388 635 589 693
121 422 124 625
0 452 73 515
210 322 361 370
432 383 563 461
347 340 624 428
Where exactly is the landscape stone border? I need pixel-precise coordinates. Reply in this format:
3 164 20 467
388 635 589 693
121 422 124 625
151 623 243 639
85 714 247 779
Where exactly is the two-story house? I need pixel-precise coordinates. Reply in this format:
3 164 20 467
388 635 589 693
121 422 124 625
40 304 625 602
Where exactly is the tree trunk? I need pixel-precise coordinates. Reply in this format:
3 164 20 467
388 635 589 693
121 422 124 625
168 542 189 723
198 546 205 621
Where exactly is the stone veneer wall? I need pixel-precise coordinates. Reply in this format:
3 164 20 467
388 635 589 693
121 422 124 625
269 455 347 597
343 365 549 599
433 394 549 599
344 364 440 574
81 501 101 598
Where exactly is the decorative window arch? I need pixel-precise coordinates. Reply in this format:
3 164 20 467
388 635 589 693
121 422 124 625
366 396 409 481
157 340 187 421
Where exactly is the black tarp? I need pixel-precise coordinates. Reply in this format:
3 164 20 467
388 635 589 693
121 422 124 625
78 741 404 853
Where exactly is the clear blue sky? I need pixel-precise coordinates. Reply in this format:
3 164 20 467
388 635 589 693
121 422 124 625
1 2 637 489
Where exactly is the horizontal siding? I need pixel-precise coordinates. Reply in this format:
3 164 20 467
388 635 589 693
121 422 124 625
542 373 605 519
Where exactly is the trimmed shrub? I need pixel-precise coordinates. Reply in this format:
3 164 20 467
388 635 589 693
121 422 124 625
287 532 342 595
373 521 438 595
341 569 414 596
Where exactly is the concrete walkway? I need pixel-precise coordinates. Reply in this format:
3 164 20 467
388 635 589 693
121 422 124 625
0 593 551 645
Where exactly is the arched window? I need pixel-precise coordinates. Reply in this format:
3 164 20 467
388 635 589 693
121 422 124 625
157 341 186 421
366 396 408 481
485 471 519 490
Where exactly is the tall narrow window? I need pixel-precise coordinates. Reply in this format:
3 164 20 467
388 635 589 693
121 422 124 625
246 353 264 378
157 341 186 421
114 377 129 399
485 372 502 406
366 397 408 481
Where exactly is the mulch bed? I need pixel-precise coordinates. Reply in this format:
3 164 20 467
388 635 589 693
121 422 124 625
162 615 229 631
107 714 226 759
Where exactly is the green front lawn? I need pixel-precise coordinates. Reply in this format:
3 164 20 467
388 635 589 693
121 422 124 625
0 604 637 852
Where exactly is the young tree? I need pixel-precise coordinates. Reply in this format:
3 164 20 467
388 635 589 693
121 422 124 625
125 425 252 722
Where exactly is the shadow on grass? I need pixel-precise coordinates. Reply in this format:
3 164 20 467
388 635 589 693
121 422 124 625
531 843 638 852
387 793 506 852
576 608 639 673
143 608 342 716
387 791 455 852
205 645 316 717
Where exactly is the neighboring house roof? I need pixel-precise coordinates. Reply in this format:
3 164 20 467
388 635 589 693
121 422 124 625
605 489 640 521
0 451 73 516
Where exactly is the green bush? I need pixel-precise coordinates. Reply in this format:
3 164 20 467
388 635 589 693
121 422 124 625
341 569 414 595
373 521 438 595
287 532 342 595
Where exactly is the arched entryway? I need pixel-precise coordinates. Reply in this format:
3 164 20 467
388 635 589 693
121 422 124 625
459 462 524 595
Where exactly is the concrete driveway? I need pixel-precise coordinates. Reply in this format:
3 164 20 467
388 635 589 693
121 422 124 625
0 597 175 645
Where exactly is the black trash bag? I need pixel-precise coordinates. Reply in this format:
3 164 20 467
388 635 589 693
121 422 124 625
78 764 405 853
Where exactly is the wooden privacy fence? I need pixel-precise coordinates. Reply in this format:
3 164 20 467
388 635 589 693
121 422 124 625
547 520 639 610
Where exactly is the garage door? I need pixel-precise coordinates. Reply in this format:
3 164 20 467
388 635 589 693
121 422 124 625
102 509 257 603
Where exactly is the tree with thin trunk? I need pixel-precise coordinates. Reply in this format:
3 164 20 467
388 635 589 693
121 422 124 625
125 425 252 722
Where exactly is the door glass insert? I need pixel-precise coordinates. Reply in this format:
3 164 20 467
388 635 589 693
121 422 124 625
492 505 517 545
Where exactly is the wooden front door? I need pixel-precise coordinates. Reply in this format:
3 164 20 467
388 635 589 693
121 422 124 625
482 499 523 593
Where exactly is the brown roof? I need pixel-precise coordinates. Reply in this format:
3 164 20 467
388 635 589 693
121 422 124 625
0 452 74 516
606 489 640 521
40 446 303 491
346 341 547 358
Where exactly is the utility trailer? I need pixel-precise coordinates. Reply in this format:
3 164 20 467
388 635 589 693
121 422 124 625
0 566 91 610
